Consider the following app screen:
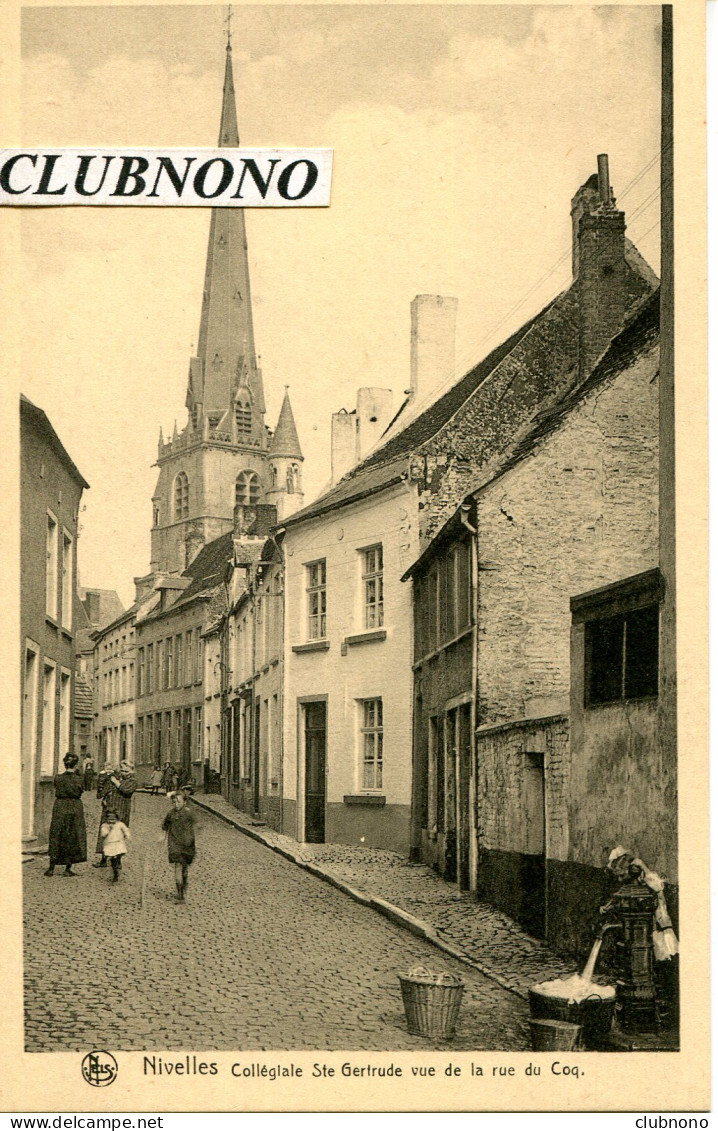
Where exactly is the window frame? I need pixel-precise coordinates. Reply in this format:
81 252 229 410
61 529 73 631
361 544 384 630
306 558 327 641
45 510 59 621
174 472 189 521
359 697 383 792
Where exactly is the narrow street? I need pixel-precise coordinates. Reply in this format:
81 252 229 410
24 793 529 1052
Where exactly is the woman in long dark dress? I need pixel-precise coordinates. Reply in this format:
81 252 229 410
45 752 87 877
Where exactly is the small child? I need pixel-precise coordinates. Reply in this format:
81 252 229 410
162 791 196 902
100 809 131 882
149 767 163 795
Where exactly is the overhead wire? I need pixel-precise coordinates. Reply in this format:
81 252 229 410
378 152 664 442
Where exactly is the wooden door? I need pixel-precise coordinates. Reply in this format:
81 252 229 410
304 701 326 843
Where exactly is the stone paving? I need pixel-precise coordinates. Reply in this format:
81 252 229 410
23 792 530 1052
192 793 576 997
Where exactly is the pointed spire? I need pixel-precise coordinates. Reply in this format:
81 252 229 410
218 25 239 147
269 388 303 458
188 38 265 430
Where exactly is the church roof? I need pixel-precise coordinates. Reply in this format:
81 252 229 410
269 390 303 458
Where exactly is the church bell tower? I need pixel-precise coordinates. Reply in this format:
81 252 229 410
150 38 303 574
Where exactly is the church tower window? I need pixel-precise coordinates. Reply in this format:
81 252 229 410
174 472 189 520
236 470 260 506
270 464 278 487
286 466 295 493
235 394 252 434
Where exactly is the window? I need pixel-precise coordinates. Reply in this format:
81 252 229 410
235 395 252 434
174 472 189 520
185 630 193 684
147 643 154 694
61 531 73 631
236 470 260 507
584 606 659 705
156 640 164 691
571 570 662 708
166 636 174 689
129 662 134 700
138 648 145 696
195 706 203 762
121 665 127 700
362 545 384 629
286 466 295 493
360 699 383 790
175 634 183 687
41 662 57 776
45 512 58 619
306 560 327 639
270 464 278 487
194 627 202 682
59 669 71 759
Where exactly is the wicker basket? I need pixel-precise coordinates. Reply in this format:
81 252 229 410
399 969 465 1039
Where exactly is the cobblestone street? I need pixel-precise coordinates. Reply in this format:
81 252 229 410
24 793 530 1052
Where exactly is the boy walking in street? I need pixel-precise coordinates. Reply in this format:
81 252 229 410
162 791 196 902
100 809 131 883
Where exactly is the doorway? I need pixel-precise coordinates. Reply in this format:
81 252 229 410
522 751 546 938
303 700 326 843
22 645 39 839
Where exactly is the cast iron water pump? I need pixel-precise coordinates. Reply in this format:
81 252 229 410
600 865 659 1033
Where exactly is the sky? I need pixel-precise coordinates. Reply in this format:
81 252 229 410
19 4 662 606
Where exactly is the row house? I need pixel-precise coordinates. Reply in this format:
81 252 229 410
133 546 226 785
277 156 656 854
219 506 282 825
75 585 125 767
406 285 669 958
20 395 88 845
92 606 137 768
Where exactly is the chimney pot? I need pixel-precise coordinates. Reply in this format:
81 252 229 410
597 153 611 205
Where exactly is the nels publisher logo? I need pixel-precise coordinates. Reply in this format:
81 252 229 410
81 1050 118 1087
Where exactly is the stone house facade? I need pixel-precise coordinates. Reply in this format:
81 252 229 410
20 396 88 844
279 156 655 854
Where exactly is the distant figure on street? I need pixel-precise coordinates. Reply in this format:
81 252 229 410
45 752 87 878
162 791 196 902
149 767 163 795
99 809 131 883
160 761 173 792
168 764 179 793
82 755 95 792
93 760 137 868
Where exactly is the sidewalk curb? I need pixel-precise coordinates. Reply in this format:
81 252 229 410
191 795 529 1002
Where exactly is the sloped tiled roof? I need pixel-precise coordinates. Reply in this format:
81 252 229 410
74 676 93 718
281 299 555 531
405 287 660 580
474 288 660 492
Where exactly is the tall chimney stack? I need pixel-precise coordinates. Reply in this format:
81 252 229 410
409 295 458 402
571 155 627 379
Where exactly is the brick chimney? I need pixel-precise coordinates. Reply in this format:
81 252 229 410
572 154 627 379
409 295 458 401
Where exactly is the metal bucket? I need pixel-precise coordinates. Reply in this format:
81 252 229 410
529 1018 582 1051
528 988 615 1049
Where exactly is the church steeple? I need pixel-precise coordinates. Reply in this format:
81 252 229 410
186 40 265 435
151 39 304 575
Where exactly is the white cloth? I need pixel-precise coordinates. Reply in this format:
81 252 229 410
101 821 131 857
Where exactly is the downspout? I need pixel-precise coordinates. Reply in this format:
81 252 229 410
277 560 285 834
460 501 480 895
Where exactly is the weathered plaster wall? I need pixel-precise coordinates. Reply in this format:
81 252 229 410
475 340 659 726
